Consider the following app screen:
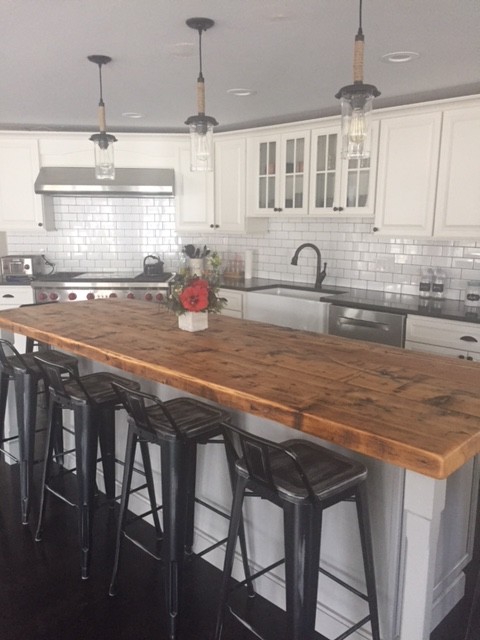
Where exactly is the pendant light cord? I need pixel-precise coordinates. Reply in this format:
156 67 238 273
353 0 364 83
97 63 105 107
197 28 204 81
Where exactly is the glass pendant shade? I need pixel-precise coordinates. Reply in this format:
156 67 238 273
186 115 216 171
337 84 378 159
90 132 117 179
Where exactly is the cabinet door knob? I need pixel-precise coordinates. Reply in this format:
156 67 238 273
273 207 283 212
333 206 344 212
373 227 379 232
458 354 465 359
209 224 214 228
215 224 220 228
38 222 43 227
467 356 473 361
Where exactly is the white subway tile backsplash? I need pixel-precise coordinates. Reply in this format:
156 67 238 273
5 201 480 300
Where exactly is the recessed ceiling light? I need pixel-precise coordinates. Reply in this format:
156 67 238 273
227 88 257 97
381 51 420 63
122 112 144 119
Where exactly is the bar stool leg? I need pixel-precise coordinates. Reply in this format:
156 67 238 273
0 371 9 440
109 425 138 596
138 439 163 539
74 404 98 580
14 370 39 524
161 440 190 640
284 502 322 640
184 442 197 554
213 475 249 640
97 405 116 505
35 396 59 542
355 484 381 640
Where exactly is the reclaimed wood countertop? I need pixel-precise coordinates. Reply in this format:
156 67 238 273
1 299 480 480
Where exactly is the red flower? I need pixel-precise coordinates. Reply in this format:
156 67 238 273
179 283 209 312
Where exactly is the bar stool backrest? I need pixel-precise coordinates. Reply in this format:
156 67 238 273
33 354 88 404
0 338 29 373
223 423 317 502
111 382 185 439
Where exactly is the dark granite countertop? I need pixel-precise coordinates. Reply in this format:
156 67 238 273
219 278 480 325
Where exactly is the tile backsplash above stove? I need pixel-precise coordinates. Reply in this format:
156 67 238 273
6 196 480 301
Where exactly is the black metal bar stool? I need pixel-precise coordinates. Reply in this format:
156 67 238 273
0 337 78 524
33 354 140 580
108 383 253 640
214 424 381 640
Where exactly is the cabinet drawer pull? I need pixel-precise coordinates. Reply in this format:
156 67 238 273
1 294 14 298
460 335 478 343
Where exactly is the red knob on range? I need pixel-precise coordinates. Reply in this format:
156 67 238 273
68 292 77 301
109 292 118 298
127 292 135 299
155 293 164 302
86 292 95 300
38 292 48 301
49 292 59 301
144 293 153 301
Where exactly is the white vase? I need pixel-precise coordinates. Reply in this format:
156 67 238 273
178 311 208 332
188 258 205 277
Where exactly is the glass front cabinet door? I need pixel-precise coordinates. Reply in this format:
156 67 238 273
247 131 310 216
309 121 378 217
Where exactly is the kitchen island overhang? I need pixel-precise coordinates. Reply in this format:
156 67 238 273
0 299 478 480
0 299 479 640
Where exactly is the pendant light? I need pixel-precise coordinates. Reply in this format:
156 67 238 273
184 18 218 172
88 54 117 180
335 0 380 159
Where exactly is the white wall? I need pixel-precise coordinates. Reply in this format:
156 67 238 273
6 196 480 301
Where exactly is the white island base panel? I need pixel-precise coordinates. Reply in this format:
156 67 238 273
52 359 480 640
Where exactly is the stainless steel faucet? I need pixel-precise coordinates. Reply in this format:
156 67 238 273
290 243 327 290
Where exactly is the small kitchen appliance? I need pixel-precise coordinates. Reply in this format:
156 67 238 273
1 255 46 281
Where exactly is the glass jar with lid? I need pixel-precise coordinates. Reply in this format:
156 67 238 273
465 281 480 307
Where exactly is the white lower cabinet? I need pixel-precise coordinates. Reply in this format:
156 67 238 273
218 288 243 319
406 314 480 361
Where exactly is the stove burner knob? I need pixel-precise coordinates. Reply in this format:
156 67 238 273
86 292 95 300
38 292 48 301
49 292 59 301
68 292 77 301
144 293 153 301
155 293 164 302
127 292 135 299
109 292 118 298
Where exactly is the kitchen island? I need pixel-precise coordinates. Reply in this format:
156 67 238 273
0 299 479 640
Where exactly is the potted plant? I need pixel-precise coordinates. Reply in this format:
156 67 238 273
165 274 227 332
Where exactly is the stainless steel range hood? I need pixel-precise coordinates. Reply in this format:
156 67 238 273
34 167 175 197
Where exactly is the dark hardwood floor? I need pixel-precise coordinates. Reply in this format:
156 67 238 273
0 452 478 639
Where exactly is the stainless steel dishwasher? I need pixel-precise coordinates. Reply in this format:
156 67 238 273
328 305 406 347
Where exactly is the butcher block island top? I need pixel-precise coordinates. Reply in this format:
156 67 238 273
1 299 480 480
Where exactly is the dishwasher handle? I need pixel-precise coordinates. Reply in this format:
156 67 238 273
337 317 390 332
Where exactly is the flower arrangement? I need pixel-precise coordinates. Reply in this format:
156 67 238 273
165 274 227 316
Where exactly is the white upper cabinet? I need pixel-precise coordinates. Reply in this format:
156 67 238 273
309 121 378 217
433 106 480 237
0 137 54 231
247 131 310 216
175 144 215 233
373 111 442 236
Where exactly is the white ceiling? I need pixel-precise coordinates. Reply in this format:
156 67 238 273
1 0 479 134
